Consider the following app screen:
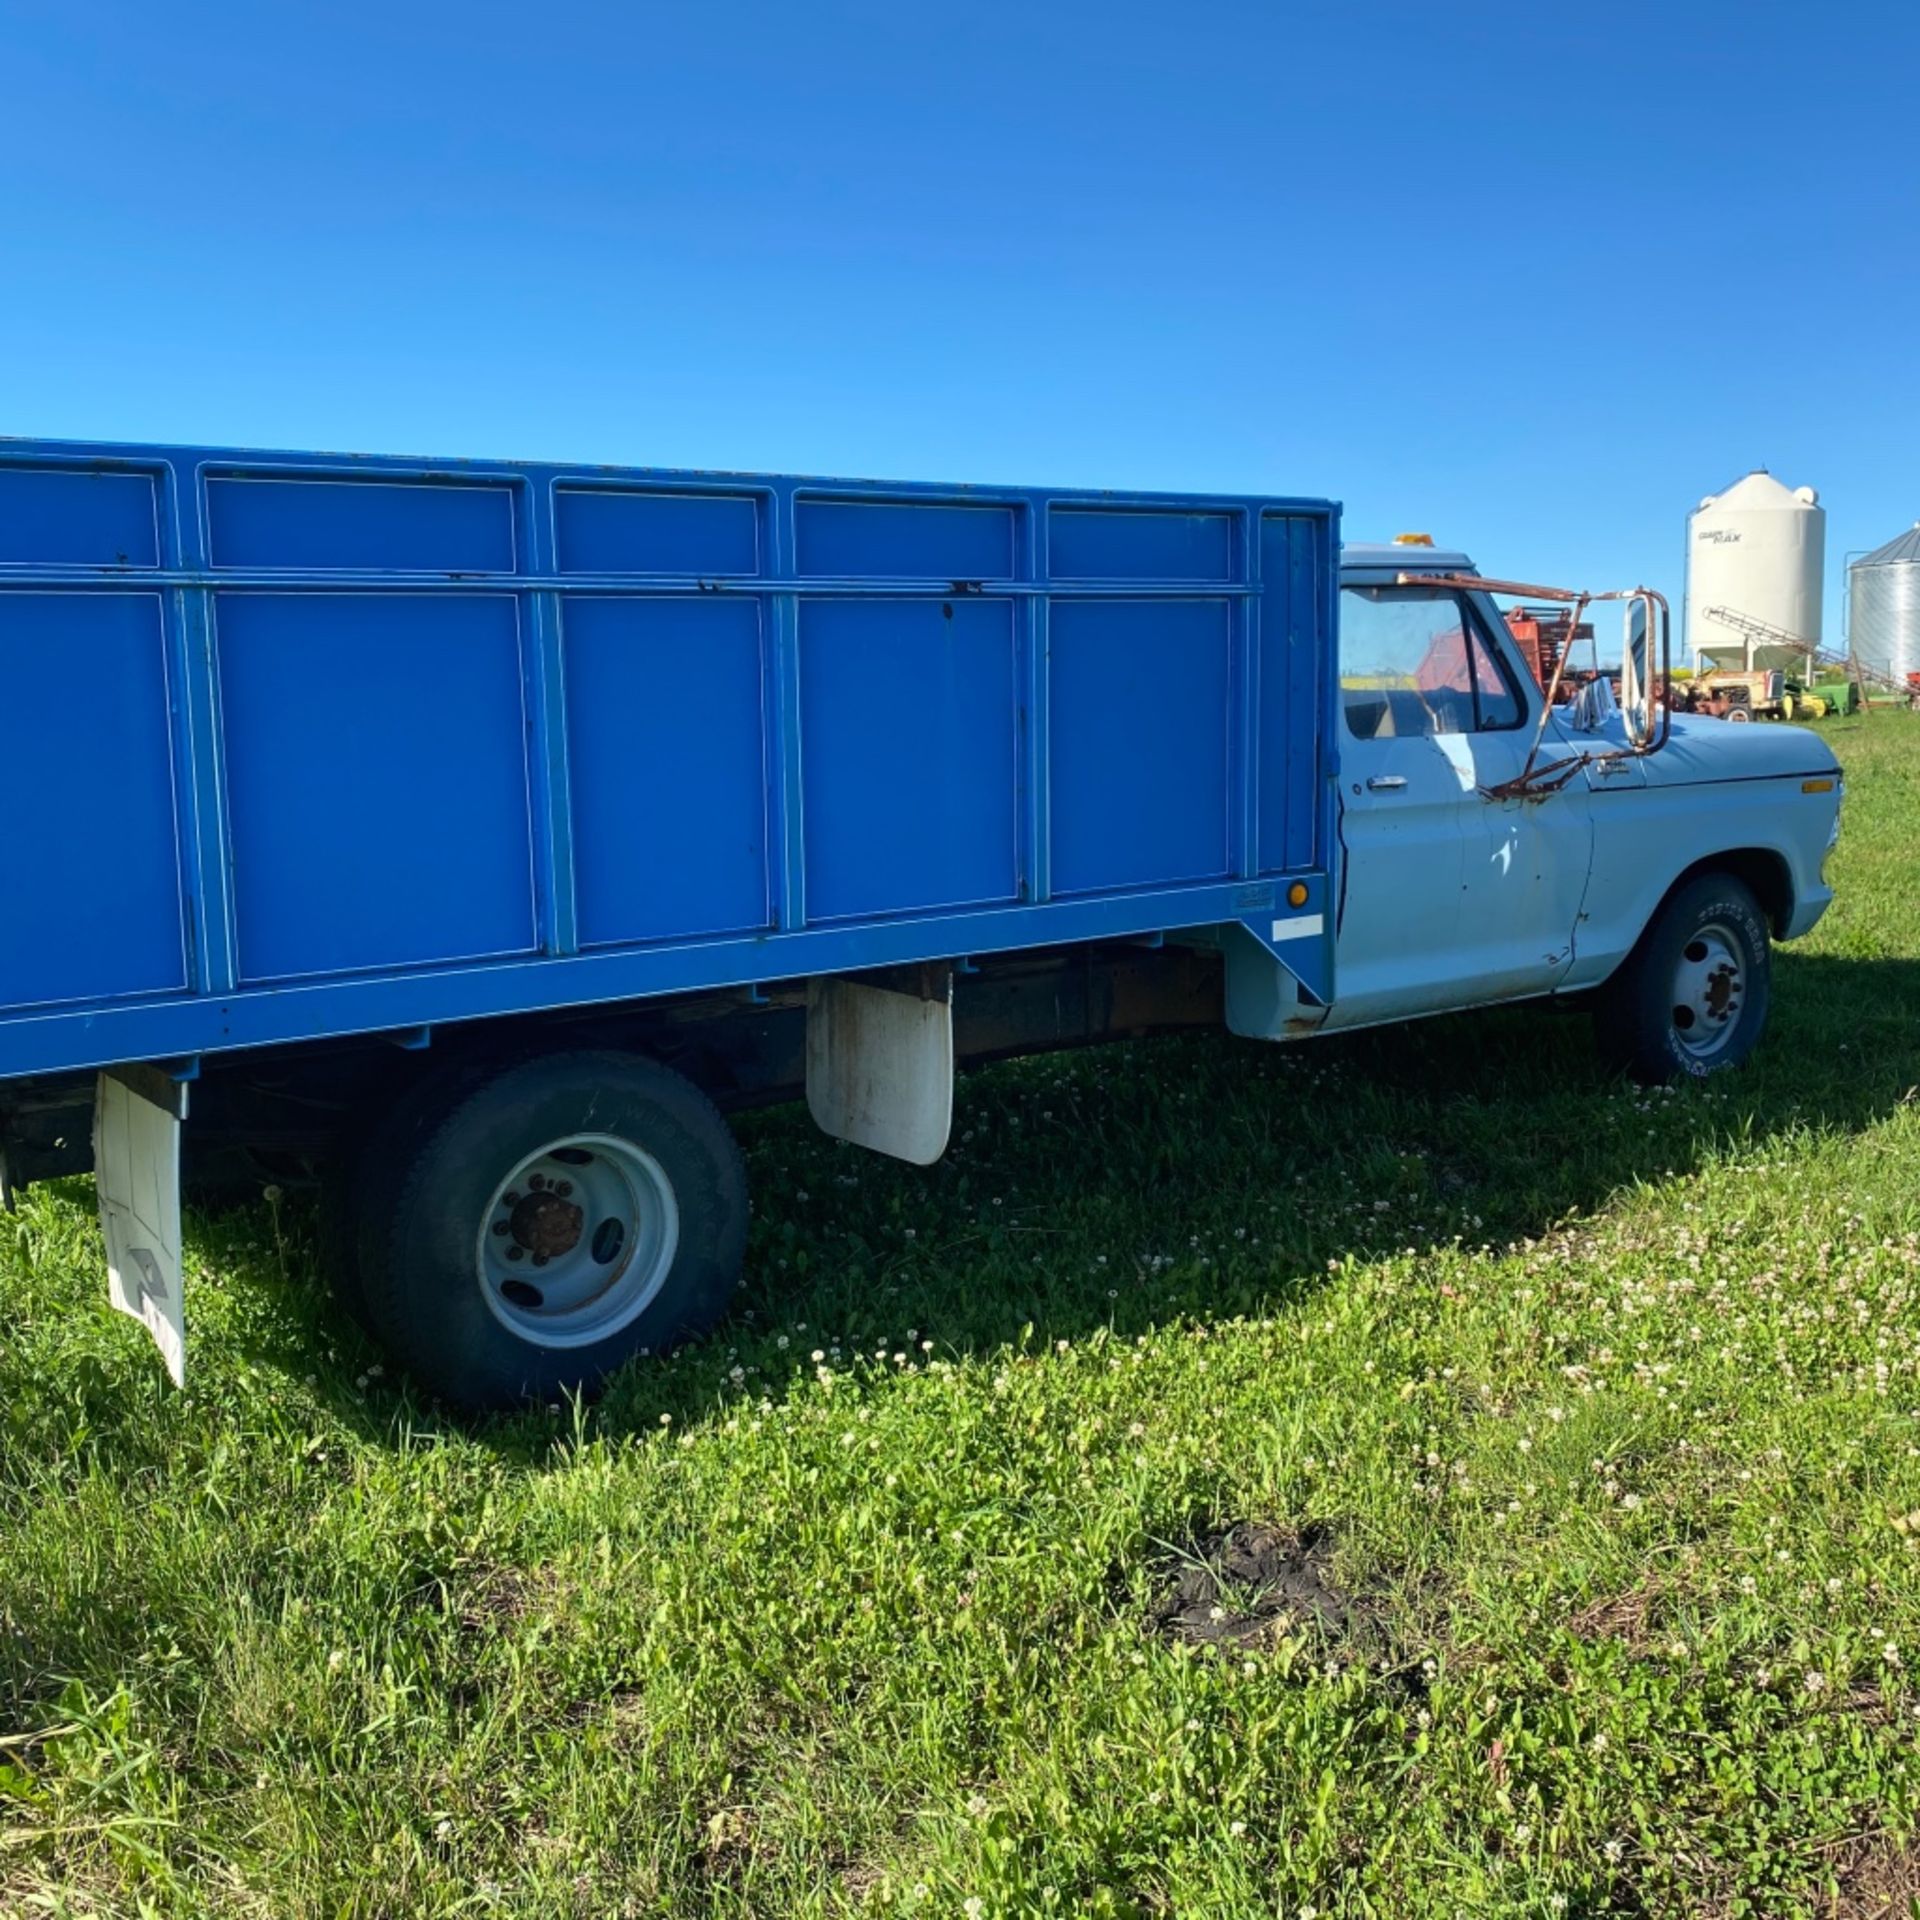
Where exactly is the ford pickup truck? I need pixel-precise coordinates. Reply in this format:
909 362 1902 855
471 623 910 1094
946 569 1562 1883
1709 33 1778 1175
0 442 1842 1406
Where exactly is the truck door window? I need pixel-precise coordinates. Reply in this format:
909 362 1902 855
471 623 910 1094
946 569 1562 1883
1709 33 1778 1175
1339 587 1523 740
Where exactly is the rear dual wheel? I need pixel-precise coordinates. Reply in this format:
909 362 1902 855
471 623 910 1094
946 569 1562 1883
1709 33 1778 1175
331 1051 747 1409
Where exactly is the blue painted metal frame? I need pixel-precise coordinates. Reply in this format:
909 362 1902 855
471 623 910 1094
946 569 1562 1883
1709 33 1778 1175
0 438 1340 1082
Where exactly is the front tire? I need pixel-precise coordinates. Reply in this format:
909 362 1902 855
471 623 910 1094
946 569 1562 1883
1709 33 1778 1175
1596 873 1773 1084
355 1051 747 1409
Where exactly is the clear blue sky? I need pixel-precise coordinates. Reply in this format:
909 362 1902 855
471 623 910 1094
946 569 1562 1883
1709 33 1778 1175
4 0 1915 643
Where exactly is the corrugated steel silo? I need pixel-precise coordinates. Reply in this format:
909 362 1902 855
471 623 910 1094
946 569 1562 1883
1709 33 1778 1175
1848 523 1920 687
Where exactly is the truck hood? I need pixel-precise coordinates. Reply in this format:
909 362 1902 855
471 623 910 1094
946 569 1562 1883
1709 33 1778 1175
1645 713 1840 786
1551 711 1841 786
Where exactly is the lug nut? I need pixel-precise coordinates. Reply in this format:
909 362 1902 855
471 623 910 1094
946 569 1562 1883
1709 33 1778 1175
503 1191 520 1206
532 1252 549 1268
529 1174 547 1190
492 1221 511 1237
555 1181 572 1198
508 1245 525 1261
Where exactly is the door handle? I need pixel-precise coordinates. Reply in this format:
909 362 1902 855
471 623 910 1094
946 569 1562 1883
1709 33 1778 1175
1366 775 1408 792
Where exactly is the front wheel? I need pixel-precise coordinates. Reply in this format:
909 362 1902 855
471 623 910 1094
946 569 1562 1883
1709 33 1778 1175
354 1051 748 1409
1595 874 1773 1084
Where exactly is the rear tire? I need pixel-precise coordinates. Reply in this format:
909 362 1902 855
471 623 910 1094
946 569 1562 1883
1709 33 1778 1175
1595 873 1772 1085
320 1059 495 1343
353 1051 748 1409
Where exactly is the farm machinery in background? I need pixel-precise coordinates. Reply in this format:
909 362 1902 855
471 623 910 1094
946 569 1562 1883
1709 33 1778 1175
1692 604 1915 720
1499 597 1915 719
1502 603 1593 692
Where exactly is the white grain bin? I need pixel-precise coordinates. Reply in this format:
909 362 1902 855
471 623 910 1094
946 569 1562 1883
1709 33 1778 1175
1687 471 1825 673
1848 523 1920 687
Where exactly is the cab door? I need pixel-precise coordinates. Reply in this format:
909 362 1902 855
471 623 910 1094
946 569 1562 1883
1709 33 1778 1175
1324 586 1475 1028
1453 593 1594 999
1327 583 1590 1028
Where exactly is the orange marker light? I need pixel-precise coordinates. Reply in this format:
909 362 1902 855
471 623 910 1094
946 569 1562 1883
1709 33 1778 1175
1287 881 1310 908
1802 778 1835 794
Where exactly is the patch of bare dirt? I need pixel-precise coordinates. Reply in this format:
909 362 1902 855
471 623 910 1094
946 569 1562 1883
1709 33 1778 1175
1568 1585 1658 1650
1142 1520 1393 1667
450 1563 550 1636
700 1804 755 1879
1830 1833 1920 1918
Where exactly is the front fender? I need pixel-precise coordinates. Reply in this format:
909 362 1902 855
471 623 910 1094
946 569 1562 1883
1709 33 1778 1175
1566 720 1839 989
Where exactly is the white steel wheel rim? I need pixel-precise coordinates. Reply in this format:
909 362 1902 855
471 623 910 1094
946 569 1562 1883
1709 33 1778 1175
474 1133 679 1349
1669 921 1746 1062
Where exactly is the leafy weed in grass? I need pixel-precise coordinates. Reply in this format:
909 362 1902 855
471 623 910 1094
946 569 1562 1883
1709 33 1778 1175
3 713 1920 1916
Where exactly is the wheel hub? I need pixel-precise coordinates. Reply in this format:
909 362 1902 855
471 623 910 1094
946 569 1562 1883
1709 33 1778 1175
1669 923 1745 1059
1701 962 1736 1022
475 1134 680 1349
509 1189 583 1260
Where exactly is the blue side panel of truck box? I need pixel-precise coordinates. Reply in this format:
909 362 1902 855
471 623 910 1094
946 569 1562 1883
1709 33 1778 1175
0 440 1340 1081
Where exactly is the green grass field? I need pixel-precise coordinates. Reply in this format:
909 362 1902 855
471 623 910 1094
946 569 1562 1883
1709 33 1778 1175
5 717 1920 1919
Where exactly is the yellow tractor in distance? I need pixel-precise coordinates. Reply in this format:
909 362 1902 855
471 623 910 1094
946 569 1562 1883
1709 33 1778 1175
1691 664 1813 722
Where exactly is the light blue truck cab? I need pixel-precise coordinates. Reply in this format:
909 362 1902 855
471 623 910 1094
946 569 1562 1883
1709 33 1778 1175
1307 543 1840 1055
0 439 1842 1407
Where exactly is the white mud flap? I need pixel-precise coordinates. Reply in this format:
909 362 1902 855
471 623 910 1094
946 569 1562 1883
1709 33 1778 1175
806 967 953 1166
93 1066 186 1386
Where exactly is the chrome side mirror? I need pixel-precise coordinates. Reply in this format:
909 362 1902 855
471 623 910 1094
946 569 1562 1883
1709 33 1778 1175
1617 591 1670 752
